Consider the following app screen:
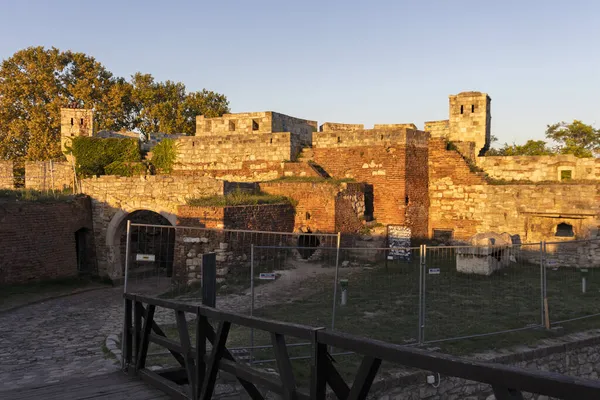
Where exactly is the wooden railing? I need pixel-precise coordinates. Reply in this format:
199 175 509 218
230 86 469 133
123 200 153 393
123 293 600 400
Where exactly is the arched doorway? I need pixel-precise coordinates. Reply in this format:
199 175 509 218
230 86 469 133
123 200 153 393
108 209 176 279
297 233 321 260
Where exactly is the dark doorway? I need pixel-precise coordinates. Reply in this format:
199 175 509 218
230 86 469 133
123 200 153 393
298 234 320 259
555 222 574 237
119 211 175 277
75 228 90 274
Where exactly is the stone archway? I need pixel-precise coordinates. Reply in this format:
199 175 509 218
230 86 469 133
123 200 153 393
105 208 177 279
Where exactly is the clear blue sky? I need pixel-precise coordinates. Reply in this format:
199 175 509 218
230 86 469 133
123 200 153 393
1 0 598 145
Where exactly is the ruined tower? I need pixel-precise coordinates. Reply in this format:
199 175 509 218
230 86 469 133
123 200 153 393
60 107 94 156
448 91 491 156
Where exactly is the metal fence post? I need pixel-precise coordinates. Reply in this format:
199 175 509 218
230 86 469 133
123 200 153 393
418 244 424 344
331 232 341 331
121 220 132 369
539 241 545 328
250 244 255 364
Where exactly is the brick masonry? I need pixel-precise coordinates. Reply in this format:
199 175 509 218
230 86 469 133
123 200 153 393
0 196 94 284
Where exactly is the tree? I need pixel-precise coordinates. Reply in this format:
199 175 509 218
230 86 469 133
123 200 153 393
131 73 229 136
486 140 554 156
545 120 599 158
0 47 230 160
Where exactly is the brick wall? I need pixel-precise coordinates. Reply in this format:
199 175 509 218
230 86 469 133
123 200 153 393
25 161 74 191
177 204 295 232
0 196 94 284
477 154 600 182
0 161 13 189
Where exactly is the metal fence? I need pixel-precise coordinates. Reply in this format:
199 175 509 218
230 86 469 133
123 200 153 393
122 223 600 355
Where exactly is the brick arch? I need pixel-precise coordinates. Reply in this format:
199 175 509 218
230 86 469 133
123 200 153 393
105 207 177 279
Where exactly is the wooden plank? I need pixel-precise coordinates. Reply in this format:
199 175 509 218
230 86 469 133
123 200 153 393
134 299 142 367
200 321 231 400
176 310 196 398
139 368 188 400
149 333 184 355
132 294 200 313
136 302 186 368
195 314 208 400
347 356 382 400
204 320 264 400
271 333 298 400
310 341 328 400
493 385 525 400
136 304 156 371
125 298 133 365
4 372 170 400
324 354 350 400
316 330 600 399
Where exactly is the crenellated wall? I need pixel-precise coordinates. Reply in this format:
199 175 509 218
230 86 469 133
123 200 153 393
477 154 600 182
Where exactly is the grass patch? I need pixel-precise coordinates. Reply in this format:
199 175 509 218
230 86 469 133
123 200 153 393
0 188 76 202
187 189 293 207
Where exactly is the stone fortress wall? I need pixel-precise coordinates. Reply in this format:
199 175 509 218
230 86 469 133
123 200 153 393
0 160 13 189
41 90 600 280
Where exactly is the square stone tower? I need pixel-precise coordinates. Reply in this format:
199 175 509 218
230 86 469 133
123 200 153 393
448 92 491 156
60 107 94 155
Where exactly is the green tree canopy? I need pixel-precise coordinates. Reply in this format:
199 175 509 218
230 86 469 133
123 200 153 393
0 46 230 160
545 120 599 158
486 140 554 156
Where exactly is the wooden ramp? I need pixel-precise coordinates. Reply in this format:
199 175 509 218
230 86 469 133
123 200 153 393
2 371 170 400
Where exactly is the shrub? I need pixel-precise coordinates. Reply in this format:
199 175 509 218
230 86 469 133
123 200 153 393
105 161 147 177
151 139 177 173
70 137 141 177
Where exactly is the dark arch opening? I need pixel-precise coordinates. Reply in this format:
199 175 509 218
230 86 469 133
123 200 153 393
298 234 320 260
75 227 95 275
555 222 574 237
118 210 175 277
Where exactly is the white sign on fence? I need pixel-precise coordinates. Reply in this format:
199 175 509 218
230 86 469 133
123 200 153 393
259 273 276 280
428 268 440 275
136 254 155 262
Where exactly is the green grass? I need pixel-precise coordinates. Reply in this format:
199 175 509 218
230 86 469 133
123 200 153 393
0 188 75 202
186 190 293 207
143 252 600 388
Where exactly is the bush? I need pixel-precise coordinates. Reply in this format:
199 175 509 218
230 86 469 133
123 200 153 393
151 139 177 173
105 161 147 177
70 137 141 177
0 188 75 202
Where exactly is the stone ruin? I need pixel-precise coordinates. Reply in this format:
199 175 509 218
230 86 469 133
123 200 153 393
456 232 514 275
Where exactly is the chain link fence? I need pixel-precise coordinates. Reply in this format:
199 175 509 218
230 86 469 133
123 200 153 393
122 223 600 355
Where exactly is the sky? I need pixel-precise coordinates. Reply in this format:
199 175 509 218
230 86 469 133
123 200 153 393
0 0 598 146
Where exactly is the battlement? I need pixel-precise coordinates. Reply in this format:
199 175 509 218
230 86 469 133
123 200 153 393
313 128 428 148
195 111 317 136
319 123 365 132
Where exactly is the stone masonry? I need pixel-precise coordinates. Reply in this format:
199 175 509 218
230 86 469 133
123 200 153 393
0 160 13 189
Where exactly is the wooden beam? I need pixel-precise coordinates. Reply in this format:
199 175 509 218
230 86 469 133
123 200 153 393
124 298 133 365
271 333 298 400
324 354 350 399
135 304 155 371
176 310 195 398
310 341 327 400
347 356 382 400
195 314 208 400
200 321 231 400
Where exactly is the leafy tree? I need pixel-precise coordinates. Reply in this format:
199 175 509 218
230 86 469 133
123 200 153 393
545 120 599 158
486 140 554 156
0 47 230 160
131 73 229 136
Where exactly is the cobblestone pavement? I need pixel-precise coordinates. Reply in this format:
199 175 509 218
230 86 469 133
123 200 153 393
0 282 177 392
